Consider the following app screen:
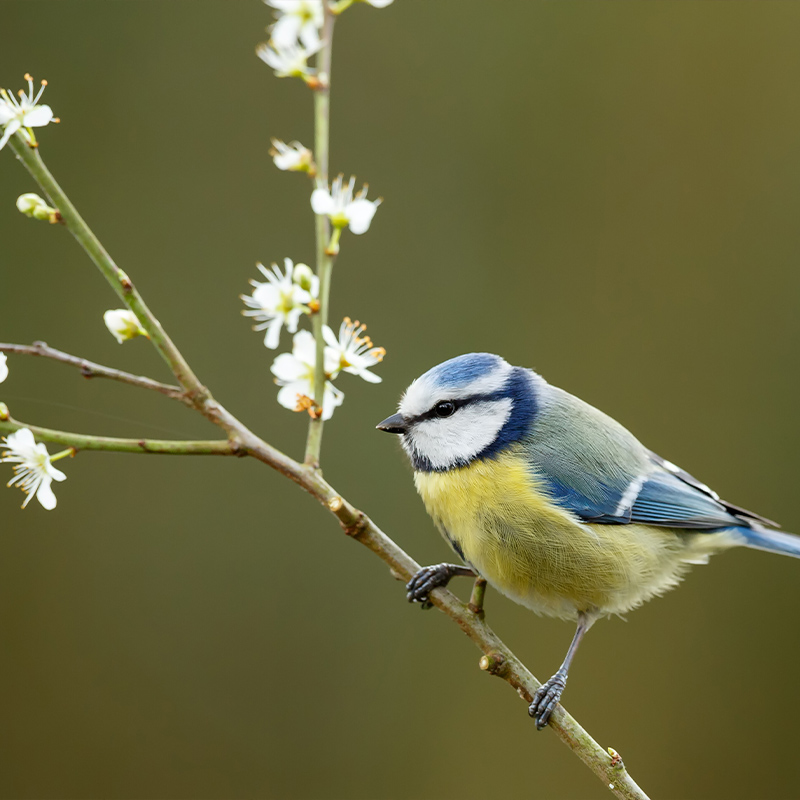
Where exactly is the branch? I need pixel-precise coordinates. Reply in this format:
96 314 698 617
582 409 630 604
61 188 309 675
305 4 336 468
235 435 651 800
7 136 212 405
0 341 189 404
3 129 649 800
0 414 238 456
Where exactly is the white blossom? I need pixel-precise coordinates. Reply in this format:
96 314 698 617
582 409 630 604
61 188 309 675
104 309 147 344
256 40 321 80
265 1 324 50
324 317 385 383
0 74 56 151
1 428 67 510
271 330 343 420
362 0 394 6
270 138 314 173
311 175 381 235
0 353 7 384
242 258 319 349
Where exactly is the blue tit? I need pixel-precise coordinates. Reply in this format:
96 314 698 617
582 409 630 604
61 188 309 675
376 353 797 729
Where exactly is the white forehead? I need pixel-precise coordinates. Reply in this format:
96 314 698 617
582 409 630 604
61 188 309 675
399 355 513 418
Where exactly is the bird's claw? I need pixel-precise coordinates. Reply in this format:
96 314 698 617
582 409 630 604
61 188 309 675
528 672 567 730
406 563 457 606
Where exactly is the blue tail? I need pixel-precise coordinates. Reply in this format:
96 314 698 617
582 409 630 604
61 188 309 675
735 526 800 559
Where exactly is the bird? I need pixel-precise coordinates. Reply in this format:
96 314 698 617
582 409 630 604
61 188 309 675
376 352 798 729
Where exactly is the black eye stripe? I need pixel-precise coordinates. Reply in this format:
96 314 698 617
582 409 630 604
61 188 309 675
407 389 513 427
411 399 463 424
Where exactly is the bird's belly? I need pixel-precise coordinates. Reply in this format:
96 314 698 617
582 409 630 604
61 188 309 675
414 451 733 620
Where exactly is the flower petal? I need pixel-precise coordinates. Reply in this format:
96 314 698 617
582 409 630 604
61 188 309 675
346 198 379 234
5 428 36 453
0 119 20 151
321 324 338 349
311 188 334 215
292 329 317 364
299 21 321 51
271 15 302 49
265 318 283 350
321 382 344 421
21 104 53 128
0 353 7 383
349 366 382 383
47 463 68 482
274 150 300 170
277 381 309 411
271 352 307 382
35 476 58 510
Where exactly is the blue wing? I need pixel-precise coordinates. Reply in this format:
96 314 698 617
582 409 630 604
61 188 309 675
543 452 776 530
525 383 778 531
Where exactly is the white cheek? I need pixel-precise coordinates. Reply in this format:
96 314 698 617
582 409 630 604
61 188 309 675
405 399 513 470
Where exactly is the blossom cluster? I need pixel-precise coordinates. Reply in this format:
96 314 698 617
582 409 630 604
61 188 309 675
257 1 394 84
246 0 390 420
241 259 385 420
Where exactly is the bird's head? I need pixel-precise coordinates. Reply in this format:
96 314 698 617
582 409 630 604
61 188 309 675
376 353 539 472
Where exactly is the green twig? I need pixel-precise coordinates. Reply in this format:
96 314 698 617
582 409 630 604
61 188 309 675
0 341 188 404
305 4 336 469
8 135 210 405
468 576 488 619
0 414 237 456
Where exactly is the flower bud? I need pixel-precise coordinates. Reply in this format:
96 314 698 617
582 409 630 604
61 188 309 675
103 309 148 344
292 263 315 291
16 193 58 222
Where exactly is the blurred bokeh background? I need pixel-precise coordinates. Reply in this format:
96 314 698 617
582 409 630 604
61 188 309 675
1 2 799 798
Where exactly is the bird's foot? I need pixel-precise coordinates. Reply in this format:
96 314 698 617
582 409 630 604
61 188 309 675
406 563 462 608
528 670 567 730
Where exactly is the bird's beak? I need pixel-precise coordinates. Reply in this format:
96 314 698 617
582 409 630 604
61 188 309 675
376 413 407 434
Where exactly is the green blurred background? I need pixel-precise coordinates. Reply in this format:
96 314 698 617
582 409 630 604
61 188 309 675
1 2 799 798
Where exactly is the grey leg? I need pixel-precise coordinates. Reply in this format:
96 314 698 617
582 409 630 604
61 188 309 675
529 611 594 729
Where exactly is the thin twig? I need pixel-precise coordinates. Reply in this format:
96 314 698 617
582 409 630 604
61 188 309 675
0 341 189 404
305 4 336 468
0 414 238 456
8 135 212 407
468 576 488 618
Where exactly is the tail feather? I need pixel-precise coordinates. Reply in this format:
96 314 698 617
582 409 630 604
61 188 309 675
735 526 800 559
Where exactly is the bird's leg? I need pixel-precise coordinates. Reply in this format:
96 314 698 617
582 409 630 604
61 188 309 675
406 563 476 608
529 611 594 730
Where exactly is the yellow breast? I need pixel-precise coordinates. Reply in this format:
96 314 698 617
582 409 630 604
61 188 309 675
414 448 734 620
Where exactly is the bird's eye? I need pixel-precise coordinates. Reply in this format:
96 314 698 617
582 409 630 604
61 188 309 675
434 401 456 418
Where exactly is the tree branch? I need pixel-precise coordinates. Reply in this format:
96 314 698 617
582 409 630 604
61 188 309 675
8 135 212 406
0 341 189 404
3 134 650 800
234 435 651 800
0 413 238 456
305 4 336 468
